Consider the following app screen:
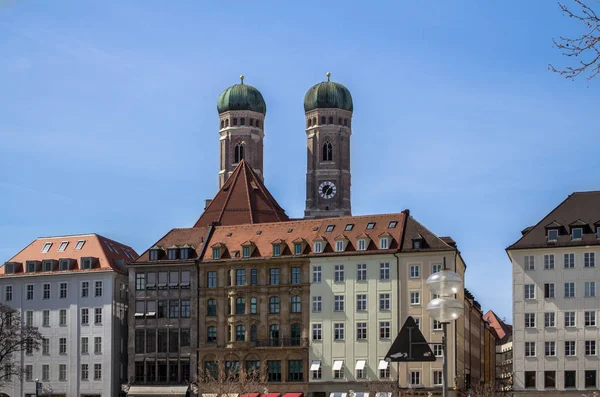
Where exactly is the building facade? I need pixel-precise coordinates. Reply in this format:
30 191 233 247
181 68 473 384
508 191 600 395
0 234 135 397
483 310 513 392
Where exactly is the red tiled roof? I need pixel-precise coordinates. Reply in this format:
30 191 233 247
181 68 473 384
193 160 289 228
201 212 407 261
483 310 512 341
134 227 209 263
1 234 138 276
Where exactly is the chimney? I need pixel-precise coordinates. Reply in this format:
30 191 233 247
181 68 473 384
204 199 212 210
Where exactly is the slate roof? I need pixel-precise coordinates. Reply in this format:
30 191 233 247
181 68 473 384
193 160 289 228
507 191 600 250
401 215 456 252
134 227 209 263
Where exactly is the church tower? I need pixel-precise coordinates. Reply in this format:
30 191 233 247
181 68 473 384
217 76 267 188
304 73 353 218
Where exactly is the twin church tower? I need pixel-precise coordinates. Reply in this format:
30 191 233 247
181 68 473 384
216 73 354 219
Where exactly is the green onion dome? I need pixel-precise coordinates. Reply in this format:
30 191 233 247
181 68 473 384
217 76 266 115
304 73 353 113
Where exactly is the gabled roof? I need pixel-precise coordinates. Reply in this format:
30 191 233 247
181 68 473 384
402 216 456 253
569 219 587 227
1 234 137 275
193 160 289 228
508 191 600 250
134 227 208 263
483 310 513 344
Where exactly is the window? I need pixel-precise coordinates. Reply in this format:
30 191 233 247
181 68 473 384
356 362 366 379
564 370 576 388
234 142 245 162
334 323 345 340
42 242 52 253
379 237 389 250
524 284 535 299
292 242 302 255
288 360 303 382
585 252 596 267
26 310 33 326
410 291 420 305
356 294 367 311
586 281 596 297
564 253 575 268
269 296 280 313
169 300 180 318
242 246 251 258
60 282 67 298
94 281 102 297
313 266 322 283
232 297 244 315
585 311 596 326
334 265 344 282
59 309 67 326
545 371 556 388
59 364 67 381
59 337 67 354
544 312 555 327
586 370 597 388
158 300 167 318
181 300 191 317
378 293 390 310
5 286 12 301
291 267 301 284
335 240 345 252
313 241 322 253
547 229 558 241
410 371 421 385
544 254 555 269
356 322 367 340
544 283 555 298
25 365 32 381
42 365 49 381
367 222 376 230
272 244 281 256
207 271 217 288
149 249 160 261
207 299 217 316
269 268 280 285
545 341 556 356
94 364 102 380
291 296 301 313
564 282 575 297
82 308 89 325
212 247 220 259
410 264 420 278
433 319 442 330
357 239 367 251
586 340 597 355
95 308 102 324
565 340 576 356
380 262 390 280
432 263 442 273
42 310 50 327
236 325 246 341
146 329 156 352
433 370 443 386
525 313 536 328
26 284 34 300
525 341 536 357
75 239 85 250
135 273 146 290
81 364 89 381
250 297 257 314
431 343 443 357
334 295 345 312
333 361 344 379
322 142 333 161
414 317 421 329
42 283 50 300
235 269 246 286
206 326 217 343
94 336 102 354
572 227 583 240
524 255 535 270
312 296 322 312
312 323 322 341
80 281 90 298
380 321 390 339
267 360 281 382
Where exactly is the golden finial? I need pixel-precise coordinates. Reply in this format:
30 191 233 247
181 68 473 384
240 75 245 84
326 72 331 81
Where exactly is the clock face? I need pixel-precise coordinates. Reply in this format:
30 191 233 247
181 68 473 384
319 181 337 199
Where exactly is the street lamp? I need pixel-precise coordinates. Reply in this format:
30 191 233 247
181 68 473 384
426 259 463 397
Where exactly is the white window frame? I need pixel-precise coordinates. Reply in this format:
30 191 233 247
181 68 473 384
544 254 555 269
410 371 421 385
379 293 390 310
312 323 322 341
379 237 389 249
564 282 575 298
585 252 596 268
564 253 575 268
524 255 535 270
545 341 556 356
524 284 535 299
58 241 68 252
42 242 53 253
565 340 576 356
547 229 558 241
356 294 367 311
585 281 596 297
572 227 583 240
525 313 536 328
312 266 321 283
357 239 366 251
335 240 345 252
334 295 345 312
410 291 420 305
312 296 322 312
314 241 322 253
409 264 420 278
525 341 536 357
432 263 442 273
544 312 555 328
565 311 576 327
334 265 344 282
585 311 596 326
380 262 390 280
334 323 345 341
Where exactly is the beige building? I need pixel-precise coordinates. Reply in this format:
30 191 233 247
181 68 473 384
508 191 600 395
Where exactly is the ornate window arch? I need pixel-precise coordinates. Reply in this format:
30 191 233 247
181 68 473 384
322 141 333 162
234 142 245 163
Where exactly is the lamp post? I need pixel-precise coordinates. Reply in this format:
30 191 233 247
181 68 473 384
35 379 42 397
426 259 463 397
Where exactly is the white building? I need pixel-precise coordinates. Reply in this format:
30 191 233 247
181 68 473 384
0 234 136 397
508 191 600 395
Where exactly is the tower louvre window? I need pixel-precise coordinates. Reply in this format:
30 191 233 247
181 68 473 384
234 142 245 163
322 142 333 162
256 120 260 128
328 116 333 124
344 118 348 126
320 116 326 125
233 118 238 126
240 117 245 126
220 120 224 129
225 119 229 127
338 117 342 125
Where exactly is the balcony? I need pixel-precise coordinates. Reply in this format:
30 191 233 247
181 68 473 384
254 337 308 348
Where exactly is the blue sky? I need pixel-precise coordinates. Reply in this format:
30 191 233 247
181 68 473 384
1 0 598 322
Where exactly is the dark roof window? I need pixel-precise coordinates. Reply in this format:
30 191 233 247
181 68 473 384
344 224 354 231
366 222 376 230
326 225 335 232
75 240 86 250
168 248 178 260
571 228 583 241
547 229 559 242
41 242 52 253
388 221 398 229
412 240 421 249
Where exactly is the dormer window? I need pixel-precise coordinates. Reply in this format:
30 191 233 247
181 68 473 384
413 240 421 249
75 240 85 250
81 258 92 270
366 222 376 230
597 226 600 239
168 248 178 260
345 224 354 231
58 241 69 252
212 247 221 260
26 261 37 273
59 259 71 271
357 239 367 251
326 225 335 232
294 243 302 255
4 263 15 274
41 242 52 253
42 260 54 272
242 246 251 258
314 241 323 254
335 240 345 252
547 229 559 242
149 250 160 261
180 247 191 260
572 228 583 240
273 244 281 257
380 237 389 250
388 221 398 229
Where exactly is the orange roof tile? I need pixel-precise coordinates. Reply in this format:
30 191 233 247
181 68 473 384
1 234 138 276
193 160 289 228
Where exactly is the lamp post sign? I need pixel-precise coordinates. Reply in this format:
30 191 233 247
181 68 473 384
384 316 435 362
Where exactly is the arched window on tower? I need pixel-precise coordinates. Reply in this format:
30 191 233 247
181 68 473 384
233 118 238 126
256 120 261 128
307 119 311 128
321 116 326 125
240 118 245 126
338 117 342 125
328 116 333 124
323 141 333 162
234 142 245 163
343 119 348 127
250 118 254 127
226 119 230 127
220 120 225 129
312 117 316 126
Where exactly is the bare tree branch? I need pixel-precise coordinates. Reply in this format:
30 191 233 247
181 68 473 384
550 0 600 80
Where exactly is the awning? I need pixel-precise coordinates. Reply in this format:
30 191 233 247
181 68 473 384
282 393 303 397
310 360 321 371
355 360 366 370
375 393 391 397
262 393 280 397
241 394 260 397
128 385 188 396
332 360 344 371
378 360 389 370
330 393 347 397
355 393 369 397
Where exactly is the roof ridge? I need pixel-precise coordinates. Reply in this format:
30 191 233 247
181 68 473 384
242 161 254 223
